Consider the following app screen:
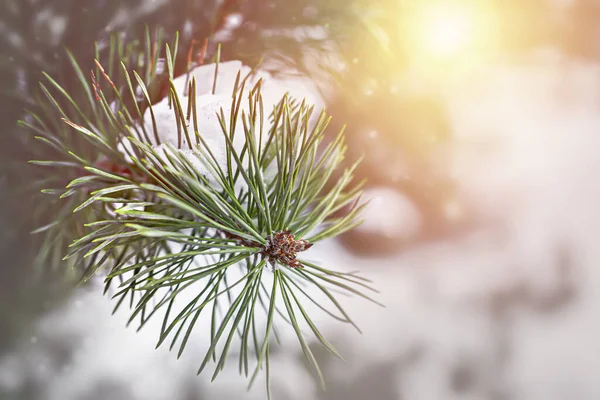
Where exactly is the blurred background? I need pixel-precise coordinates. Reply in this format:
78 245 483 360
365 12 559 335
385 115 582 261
2 0 600 399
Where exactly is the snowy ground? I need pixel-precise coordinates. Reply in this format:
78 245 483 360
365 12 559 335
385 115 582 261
3 57 600 400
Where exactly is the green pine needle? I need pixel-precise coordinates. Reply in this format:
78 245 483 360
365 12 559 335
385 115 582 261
25 31 379 395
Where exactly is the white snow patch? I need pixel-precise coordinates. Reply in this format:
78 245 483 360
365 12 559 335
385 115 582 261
356 186 423 239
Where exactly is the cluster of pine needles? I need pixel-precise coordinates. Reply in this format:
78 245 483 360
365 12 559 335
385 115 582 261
23 29 380 396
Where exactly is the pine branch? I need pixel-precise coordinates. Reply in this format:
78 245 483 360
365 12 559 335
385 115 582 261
24 31 378 396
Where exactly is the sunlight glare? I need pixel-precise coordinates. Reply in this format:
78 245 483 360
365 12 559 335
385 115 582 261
408 1 498 62
424 9 472 57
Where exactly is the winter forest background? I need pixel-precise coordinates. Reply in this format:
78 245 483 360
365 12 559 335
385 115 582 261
2 0 600 399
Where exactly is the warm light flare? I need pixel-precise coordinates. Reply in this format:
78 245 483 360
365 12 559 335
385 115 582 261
405 0 499 70
421 8 473 58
